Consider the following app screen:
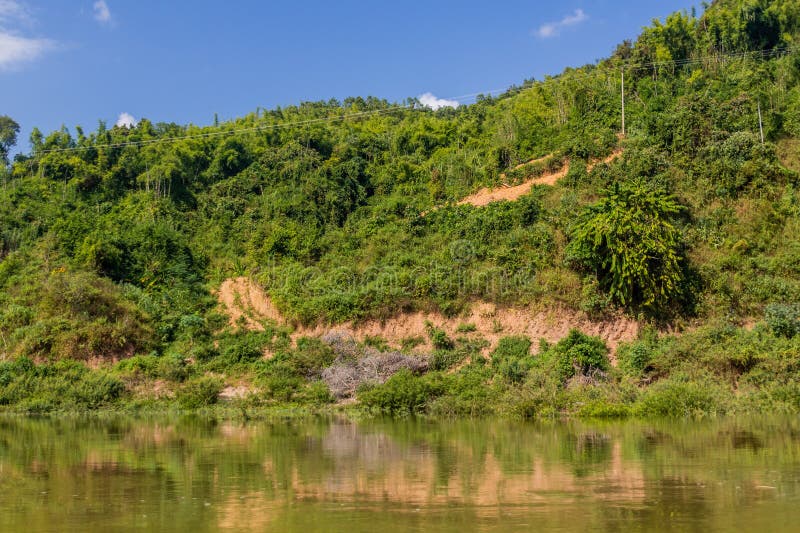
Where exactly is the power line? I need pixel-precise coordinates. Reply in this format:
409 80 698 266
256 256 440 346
625 46 794 72
32 46 796 157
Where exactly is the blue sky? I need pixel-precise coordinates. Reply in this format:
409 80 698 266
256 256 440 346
1 0 700 153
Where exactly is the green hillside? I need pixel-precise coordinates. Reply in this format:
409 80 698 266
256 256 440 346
1 0 800 416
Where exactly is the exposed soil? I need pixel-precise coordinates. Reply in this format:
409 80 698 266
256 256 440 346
586 148 624 172
216 277 639 360
217 277 285 331
456 148 624 208
457 162 570 207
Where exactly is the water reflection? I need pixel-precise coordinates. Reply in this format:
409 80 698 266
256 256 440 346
0 416 798 532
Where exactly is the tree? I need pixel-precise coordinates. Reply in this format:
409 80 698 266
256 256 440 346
0 115 20 165
567 180 686 311
29 127 44 153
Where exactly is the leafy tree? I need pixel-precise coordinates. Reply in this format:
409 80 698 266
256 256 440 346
547 329 610 381
0 116 20 165
567 180 686 310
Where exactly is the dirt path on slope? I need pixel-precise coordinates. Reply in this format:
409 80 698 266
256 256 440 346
456 148 624 208
216 277 639 359
586 148 624 172
457 162 570 207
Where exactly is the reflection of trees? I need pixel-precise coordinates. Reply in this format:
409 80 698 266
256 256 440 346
0 416 797 531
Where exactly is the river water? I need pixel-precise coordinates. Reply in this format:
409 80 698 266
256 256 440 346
0 415 798 531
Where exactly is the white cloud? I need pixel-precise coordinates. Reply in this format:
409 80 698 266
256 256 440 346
115 112 137 128
0 1 27 23
418 93 459 111
93 0 111 24
0 1 56 70
0 32 53 69
535 9 588 39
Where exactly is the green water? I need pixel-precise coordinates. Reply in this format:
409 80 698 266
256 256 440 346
0 415 798 532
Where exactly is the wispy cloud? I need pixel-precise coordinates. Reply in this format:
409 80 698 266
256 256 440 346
0 1 56 70
0 32 54 69
535 9 588 39
93 0 111 24
116 112 137 128
0 0 31 24
418 93 459 111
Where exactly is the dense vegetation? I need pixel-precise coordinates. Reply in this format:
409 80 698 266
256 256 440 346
1 0 800 417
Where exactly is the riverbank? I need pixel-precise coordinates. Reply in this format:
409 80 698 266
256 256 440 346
1 315 798 419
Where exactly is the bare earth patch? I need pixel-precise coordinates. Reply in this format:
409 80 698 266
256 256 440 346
217 277 639 360
216 277 285 331
455 148 623 208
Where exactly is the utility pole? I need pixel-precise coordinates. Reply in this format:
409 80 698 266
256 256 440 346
621 68 626 137
757 100 764 144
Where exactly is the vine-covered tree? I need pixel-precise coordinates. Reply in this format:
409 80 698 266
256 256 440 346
567 180 686 311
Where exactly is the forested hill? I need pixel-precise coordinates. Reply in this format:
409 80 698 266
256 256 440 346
0 0 799 415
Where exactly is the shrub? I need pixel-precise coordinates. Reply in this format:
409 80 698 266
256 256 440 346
428 366 498 417
547 329 609 382
217 332 271 364
296 380 335 406
177 376 223 408
490 335 533 383
456 323 477 333
157 353 191 382
765 303 800 339
577 400 631 418
492 335 532 360
617 329 662 376
290 337 336 377
263 374 303 402
322 348 428 399
425 322 454 350
401 336 425 351
634 379 728 417
357 369 446 415
617 342 653 375
114 354 160 379
430 348 468 371
69 372 125 408
508 367 564 419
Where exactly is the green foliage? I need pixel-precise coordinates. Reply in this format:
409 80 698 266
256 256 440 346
456 323 477 333
543 330 610 382
425 322 454 350
428 366 499 416
296 380 335 406
3 1 800 416
358 369 447 416
0 358 124 412
176 376 224 408
765 303 800 338
290 337 336 376
567 180 686 311
616 328 662 376
634 378 729 418
0 115 20 165
262 374 303 402
491 335 533 383
429 349 467 371
214 331 273 366
702 132 787 197
617 342 654 376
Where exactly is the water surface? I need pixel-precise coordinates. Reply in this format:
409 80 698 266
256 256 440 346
0 415 798 531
